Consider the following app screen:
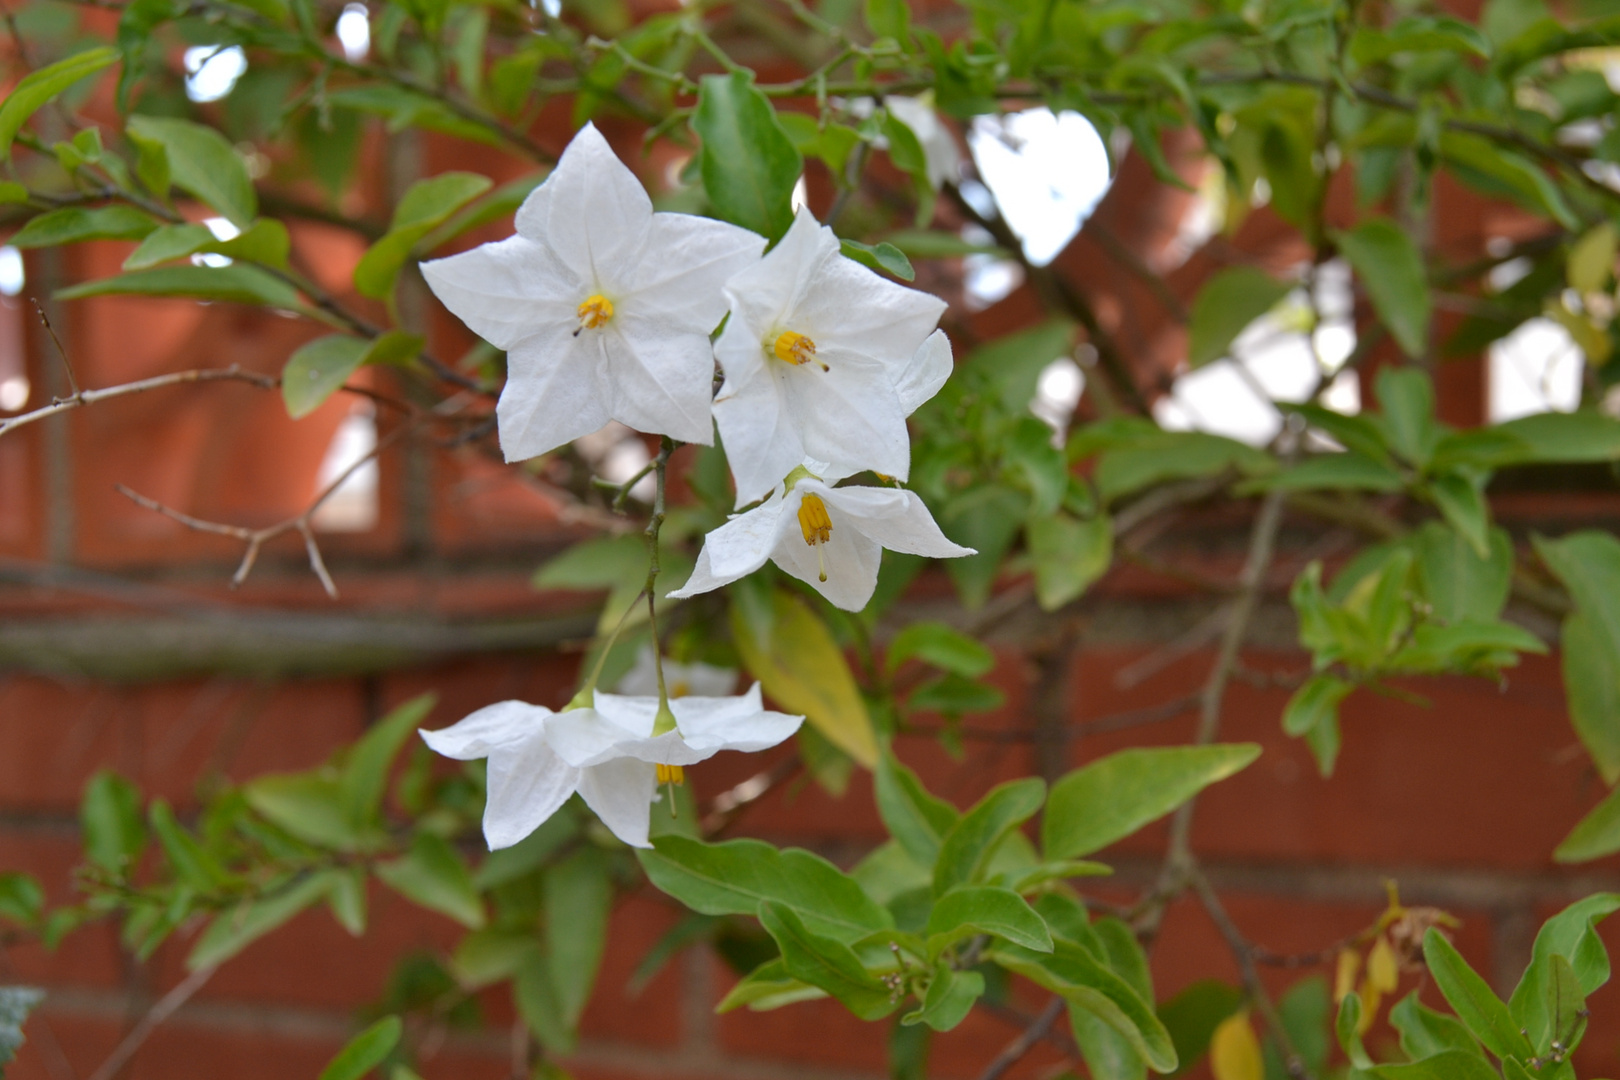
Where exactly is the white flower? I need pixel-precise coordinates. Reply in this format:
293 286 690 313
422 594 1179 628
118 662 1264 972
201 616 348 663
669 475 975 611
616 643 738 698
419 684 800 849
420 122 765 461
885 95 962 191
711 207 948 506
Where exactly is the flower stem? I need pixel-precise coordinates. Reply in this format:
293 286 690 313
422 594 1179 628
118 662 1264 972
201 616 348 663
643 437 680 736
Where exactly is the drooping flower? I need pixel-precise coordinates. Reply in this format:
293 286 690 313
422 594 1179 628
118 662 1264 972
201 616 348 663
669 473 975 611
616 643 738 698
420 122 765 461
419 684 800 849
711 207 948 505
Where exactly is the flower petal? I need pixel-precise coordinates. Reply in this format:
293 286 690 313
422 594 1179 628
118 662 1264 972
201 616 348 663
823 485 976 558
516 122 654 278
577 757 657 848
483 734 581 850
614 214 765 333
711 366 806 505
419 235 578 351
721 207 836 335
793 245 946 368
771 485 884 610
668 496 790 599
784 348 911 481
672 683 803 754
603 314 719 445
419 700 551 760
543 703 650 768
894 329 953 415
496 322 613 462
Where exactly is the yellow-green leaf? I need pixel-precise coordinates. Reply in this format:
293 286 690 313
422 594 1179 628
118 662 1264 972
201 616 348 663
1210 1011 1263 1080
729 590 877 767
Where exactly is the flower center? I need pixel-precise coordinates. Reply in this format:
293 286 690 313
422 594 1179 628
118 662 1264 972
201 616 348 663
656 763 685 785
797 493 832 582
575 294 613 336
773 330 827 371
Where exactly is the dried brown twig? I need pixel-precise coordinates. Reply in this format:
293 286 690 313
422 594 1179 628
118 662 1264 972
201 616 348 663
0 365 279 438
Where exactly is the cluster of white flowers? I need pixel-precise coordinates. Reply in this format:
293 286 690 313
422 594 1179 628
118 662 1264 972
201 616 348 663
417 123 972 850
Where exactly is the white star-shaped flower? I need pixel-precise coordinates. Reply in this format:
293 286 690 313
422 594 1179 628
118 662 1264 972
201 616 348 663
885 95 962 191
420 122 765 460
669 474 975 611
711 208 949 506
419 684 801 849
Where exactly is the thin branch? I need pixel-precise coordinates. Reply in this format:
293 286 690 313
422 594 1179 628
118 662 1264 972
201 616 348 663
85 964 218 1080
976 997 1066 1080
32 300 77 396
0 366 278 438
1190 868 1314 1080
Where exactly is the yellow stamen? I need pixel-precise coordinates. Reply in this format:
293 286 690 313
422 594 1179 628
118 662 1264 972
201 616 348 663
773 330 827 370
656 763 685 785
575 294 613 335
797 493 832 582
670 679 691 698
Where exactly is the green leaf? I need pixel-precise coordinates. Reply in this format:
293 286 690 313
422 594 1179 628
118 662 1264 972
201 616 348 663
211 219 291 269
886 622 992 678
758 901 896 1020
188 872 334 969
281 335 368 420
874 752 959 867
864 0 909 40
840 238 915 282
1495 412 1620 463
81 770 147 873
326 866 367 936
1556 784 1620 863
1027 512 1112 611
1390 991 1485 1060
1255 454 1406 494
11 205 157 248
245 771 357 850
924 885 1052 957
907 967 982 1032
58 264 303 310
715 958 826 1012
546 847 611 1026
933 777 1045 896
340 693 436 831
1536 532 1620 783
939 486 1027 608
122 223 217 270
1336 219 1430 358
1187 267 1293 369
639 835 892 944
1043 744 1261 860
1094 433 1274 504
692 71 801 241
375 833 485 929
149 800 228 891
884 228 1006 259
1422 928 1535 1061
1414 523 1512 624
515 946 574 1053
354 171 492 300
0 874 42 926
730 590 878 767
1157 980 1245 1077
474 810 579 889
1569 223 1617 294
0 985 45 1069
1428 472 1490 558
318 1016 402 1080
1336 992 1374 1068
994 941 1178 1072
0 47 118 159
1370 1050 1503 1080
1281 675 1353 776
126 115 257 228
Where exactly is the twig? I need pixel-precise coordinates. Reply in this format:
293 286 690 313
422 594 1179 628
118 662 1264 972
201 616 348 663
1189 868 1314 1080
700 754 802 834
85 964 219 1080
0 366 278 438
32 301 77 396
977 997 1066 1080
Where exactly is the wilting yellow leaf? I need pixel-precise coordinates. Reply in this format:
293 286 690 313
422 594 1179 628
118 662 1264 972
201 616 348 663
729 589 878 767
1211 1010 1263 1080
1335 948 1361 1003
1367 935 1399 994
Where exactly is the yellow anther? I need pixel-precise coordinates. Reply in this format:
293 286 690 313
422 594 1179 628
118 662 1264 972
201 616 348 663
670 679 691 698
798 493 832 582
575 294 613 335
656 763 685 785
773 330 826 370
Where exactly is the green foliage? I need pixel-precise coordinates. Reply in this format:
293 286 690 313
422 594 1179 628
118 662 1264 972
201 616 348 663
126 115 258 228
1187 267 1293 369
354 171 492 302
0 47 117 159
318 1016 402 1080
692 72 801 241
